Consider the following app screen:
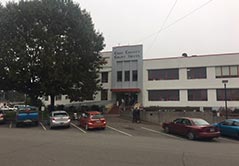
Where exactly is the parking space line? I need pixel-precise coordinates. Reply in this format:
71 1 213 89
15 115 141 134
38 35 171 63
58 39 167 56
141 127 181 139
70 123 87 133
9 121 12 128
107 125 132 137
39 122 47 131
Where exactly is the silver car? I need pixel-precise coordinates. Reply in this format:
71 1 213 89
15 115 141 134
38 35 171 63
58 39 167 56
49 110 71 129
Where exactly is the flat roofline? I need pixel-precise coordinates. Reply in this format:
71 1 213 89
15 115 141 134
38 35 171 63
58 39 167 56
143 52 239 61
112 44 143 49
101 50 112 53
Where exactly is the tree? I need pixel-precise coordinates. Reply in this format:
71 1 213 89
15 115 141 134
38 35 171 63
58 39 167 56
0 0 105 110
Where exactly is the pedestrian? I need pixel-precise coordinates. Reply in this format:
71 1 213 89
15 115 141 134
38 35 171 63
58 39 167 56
132 107 137 123
136 106 141 123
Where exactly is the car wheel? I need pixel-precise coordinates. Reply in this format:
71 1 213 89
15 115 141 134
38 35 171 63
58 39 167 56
187 132 195 140
164 126 170 133
85 124 89 130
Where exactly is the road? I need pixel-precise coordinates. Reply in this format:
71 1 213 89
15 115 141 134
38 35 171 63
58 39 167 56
0 115 238 166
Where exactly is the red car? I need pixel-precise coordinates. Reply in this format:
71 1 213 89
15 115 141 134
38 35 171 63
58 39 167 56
0 110 6 124
162 117 220 140
79 111 106 130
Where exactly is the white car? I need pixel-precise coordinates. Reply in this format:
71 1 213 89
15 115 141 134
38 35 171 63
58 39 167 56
49 110 71 129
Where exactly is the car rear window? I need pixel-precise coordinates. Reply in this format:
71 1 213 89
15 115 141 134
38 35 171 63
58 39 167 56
192 119 209 126
91 114 104 119
53 112 68 117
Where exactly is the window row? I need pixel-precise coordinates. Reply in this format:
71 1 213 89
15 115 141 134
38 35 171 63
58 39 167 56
117 70 138 82
148 89 239 101
215 66 239 78
148 65 239 81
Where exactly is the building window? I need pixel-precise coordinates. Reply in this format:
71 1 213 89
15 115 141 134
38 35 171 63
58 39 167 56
215 66 239 78
148 69 179 80
187 67 207 79
124 71 130 82
101 89 108 100
188 89 208 101
101 72 108 83
117 71 122 82
132 70 138 81
55 95 62 101
148 90 179 101
216 89 239 101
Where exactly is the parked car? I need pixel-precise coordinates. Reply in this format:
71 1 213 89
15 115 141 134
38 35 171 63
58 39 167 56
213 119 239 139
49 110 71 129
162 117 220 140
16 105 39 127
0 110 6 124
79 111 106 130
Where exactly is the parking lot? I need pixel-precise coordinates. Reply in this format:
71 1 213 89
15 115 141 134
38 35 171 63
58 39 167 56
1 115 239 166
1 115 238 143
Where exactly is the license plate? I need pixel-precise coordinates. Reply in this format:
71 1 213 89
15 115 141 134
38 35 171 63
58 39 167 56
24 119 32 123
210 128 215 132
96 120 101 123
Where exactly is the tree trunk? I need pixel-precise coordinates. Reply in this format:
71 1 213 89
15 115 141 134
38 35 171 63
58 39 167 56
50 94 55 112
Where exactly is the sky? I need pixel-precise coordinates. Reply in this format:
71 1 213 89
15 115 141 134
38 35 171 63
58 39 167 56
1 0 239 59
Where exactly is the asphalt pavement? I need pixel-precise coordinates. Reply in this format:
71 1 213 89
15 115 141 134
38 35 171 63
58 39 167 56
0 116 238 166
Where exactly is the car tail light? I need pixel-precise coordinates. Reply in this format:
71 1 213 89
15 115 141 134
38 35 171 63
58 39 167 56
88 120 94 125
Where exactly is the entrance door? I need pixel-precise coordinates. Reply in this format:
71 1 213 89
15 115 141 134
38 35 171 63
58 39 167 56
116 93 138 106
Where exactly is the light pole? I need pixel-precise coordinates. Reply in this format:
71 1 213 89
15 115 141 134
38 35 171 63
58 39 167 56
222 80 228 119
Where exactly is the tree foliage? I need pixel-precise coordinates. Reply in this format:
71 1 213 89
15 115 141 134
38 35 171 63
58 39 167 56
0 0 105 108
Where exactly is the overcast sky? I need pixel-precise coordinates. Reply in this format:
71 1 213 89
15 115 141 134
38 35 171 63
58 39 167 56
1 0 239 59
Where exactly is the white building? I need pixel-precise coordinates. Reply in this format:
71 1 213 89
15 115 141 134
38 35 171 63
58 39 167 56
143 53 239 111
43 45 239 111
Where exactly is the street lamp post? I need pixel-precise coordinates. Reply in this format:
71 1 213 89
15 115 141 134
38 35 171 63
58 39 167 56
222 80 228 119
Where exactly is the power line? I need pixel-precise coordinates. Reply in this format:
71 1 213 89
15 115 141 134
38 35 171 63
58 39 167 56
161 0 213 32
158 0 178 33
136 0 214 46
145 0 178 54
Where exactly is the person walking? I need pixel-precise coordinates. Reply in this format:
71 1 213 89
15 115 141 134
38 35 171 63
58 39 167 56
132 102 141 123
132 107 137 123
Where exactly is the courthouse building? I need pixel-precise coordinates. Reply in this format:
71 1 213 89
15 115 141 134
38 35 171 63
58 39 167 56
43 45 239 112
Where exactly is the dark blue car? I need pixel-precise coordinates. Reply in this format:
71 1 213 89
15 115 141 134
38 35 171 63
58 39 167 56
214 119 239 139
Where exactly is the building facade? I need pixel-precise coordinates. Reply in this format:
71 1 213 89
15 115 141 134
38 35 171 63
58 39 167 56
143 53 239 111
43 45 239 111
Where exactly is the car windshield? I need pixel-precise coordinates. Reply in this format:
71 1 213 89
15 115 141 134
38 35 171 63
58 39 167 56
53 112 68 117
192 119 209 126
91 114 104 119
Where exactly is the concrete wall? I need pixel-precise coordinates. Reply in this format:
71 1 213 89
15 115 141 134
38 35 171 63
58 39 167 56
120 110 238 124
